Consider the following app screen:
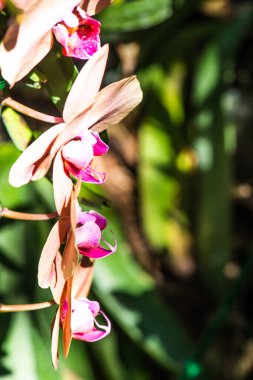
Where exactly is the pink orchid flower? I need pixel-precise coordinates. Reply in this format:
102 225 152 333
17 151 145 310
49 254 110 368
53 6 101 59
37 179 116 291
50 253 110 368
62 297 111 342
0 0 112 86
8 44 143 215
61 128 108 185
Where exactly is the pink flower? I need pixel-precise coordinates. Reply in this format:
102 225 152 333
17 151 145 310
0 0 112 86
53 6 101 59
76 209 116 259
8 45 143 215
62 297 111 342
37 182 116 290
50 256 106 368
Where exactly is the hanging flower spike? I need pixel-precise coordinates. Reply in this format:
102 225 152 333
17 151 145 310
0 0 111 86
76 209 117 259
53 6 101 59
62 297 111 342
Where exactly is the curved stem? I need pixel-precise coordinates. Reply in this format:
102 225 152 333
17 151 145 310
1 97 64 124
1 207 58 221
0 300 56 313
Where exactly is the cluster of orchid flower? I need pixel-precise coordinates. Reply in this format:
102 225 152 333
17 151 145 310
0 0 142 368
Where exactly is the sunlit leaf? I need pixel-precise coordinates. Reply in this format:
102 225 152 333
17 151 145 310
1 108 32 151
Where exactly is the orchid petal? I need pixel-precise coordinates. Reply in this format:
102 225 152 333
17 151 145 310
71 299 94 332
87 299 100 315
76 221 101 247
61 183 80 281
58 15 101 60
72 260 94 299
50 252 66 305
73 309 111 342
62 139 94 169
79 242 115 259
92 132 109 156
79 129 97 144
9 123 65 187
61 229 79 281
65 162 106 184
77 211 97 225
79 230 117 258
51 308 61 369
31 153 53 182
53 150 73 215
79 246 111 259
0 27 53 87
52 24 69 48
38 221 61 289
88 210 107 230
63 44 109 123
62 10 79 28
60 279 73 358
89 76 143 133
82 0 113 15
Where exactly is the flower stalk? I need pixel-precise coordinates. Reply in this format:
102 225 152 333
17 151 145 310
0 207 58 221
1 97 64 124
0 300 55 313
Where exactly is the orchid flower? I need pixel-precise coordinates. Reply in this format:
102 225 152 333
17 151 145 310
0 0 112 86
53 6 101 59
37 179 116 290
8 44 143 215
62 297 111 342
49 252 110 368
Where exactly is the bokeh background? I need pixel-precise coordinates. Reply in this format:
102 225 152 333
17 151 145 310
1 0 253 379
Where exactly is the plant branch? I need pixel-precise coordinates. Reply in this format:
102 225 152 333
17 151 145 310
1 97 64 124
0 300 56 313
0 207 58 221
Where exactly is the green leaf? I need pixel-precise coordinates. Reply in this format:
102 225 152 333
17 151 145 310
193 44 220 105
38 47 78 112
0 143 30 208
1 313 39 380
99 0 173 32
139 119 178 249
1 108 32 151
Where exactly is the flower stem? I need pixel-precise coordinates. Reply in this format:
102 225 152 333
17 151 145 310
0 300 56 313
1 97 64 124
0 207 58 221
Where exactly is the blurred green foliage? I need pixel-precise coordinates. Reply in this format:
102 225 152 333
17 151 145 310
1 0 253 379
